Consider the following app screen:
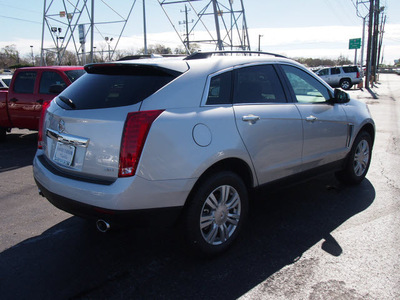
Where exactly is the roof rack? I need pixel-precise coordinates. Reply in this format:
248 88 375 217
118 54 186 61
184 51 287 60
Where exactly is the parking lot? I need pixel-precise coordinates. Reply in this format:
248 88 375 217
0 74 399 299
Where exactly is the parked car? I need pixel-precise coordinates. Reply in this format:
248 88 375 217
0 75 12 89
315 65 362 90
33 52 375 256
0 66 85 141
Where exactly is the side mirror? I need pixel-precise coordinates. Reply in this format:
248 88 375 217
48 84 65 94
332 88 350 104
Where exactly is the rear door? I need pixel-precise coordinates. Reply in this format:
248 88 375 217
280 64 349 170
232 64 303 184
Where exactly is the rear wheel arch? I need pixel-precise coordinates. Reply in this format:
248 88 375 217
185 158 255 206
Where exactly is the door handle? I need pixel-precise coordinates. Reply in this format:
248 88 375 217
36 99 44 105
306 115 317 122
242 114 260 124
9 98 18 103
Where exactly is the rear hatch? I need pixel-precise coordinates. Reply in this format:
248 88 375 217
40 61 186 182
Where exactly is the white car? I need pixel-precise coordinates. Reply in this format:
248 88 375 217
33 51 375 256
0 75 12 89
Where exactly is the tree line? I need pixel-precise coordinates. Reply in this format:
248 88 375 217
1 43 398 71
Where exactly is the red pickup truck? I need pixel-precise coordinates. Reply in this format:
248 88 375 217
0 66 85 141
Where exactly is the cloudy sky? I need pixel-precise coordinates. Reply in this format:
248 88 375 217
1 0 399 64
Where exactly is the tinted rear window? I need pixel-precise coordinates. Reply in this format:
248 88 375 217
342 66 358 73
56 65 180 110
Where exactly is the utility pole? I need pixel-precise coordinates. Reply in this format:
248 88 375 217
371 0 380 82
143 0 147 54
365 0 374 89
212 0 223 50
377 14 386 68
179 5 193 53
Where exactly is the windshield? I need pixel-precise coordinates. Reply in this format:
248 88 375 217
65 69 86 83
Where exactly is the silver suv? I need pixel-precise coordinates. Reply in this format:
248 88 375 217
315 65 362 90
33 52 375 256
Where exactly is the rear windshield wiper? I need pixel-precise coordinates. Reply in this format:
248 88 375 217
58 95 76 109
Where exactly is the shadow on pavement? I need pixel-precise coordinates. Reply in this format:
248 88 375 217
0 175 375 299
0 131 37 172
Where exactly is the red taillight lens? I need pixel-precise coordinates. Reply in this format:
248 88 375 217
37 101 51 149
118 110 164 177
357 71 360 78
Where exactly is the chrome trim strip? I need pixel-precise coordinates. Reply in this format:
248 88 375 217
46 128 89 148
347 123 354 148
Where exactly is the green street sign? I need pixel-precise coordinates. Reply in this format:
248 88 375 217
349 38 361 49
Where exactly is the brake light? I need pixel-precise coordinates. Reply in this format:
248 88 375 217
37 101 51 149
118 110 164 177
357 71 360 78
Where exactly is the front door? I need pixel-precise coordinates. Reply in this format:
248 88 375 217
280 65 349 171
232 64 303 185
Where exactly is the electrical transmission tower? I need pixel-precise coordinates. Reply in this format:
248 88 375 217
40 0 135 66
158 0 250 53
40 0 251 65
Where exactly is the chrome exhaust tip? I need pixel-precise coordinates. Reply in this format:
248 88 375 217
38 188 44 197
96 219 110 233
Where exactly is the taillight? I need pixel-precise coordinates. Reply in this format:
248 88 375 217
357 71 360 78
118 110 164 177
37 101 51 149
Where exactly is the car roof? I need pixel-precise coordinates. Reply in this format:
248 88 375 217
17 66 84 71
96 52 301 75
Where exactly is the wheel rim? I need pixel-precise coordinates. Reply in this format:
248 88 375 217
353 139 370 176
200 185 241 246
341 80 350 89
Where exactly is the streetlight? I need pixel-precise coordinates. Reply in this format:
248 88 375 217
30 45 34 66
51 27 63 64
258 34 263 55
105 37 114 61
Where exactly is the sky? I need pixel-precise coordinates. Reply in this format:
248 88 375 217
0 0 399 65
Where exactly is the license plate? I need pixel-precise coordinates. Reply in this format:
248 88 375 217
53 142 75 166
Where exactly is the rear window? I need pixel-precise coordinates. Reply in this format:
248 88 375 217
342 66 359 73
13 71 37 93
56 65 181 110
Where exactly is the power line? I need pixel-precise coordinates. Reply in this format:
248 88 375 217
0 14 41 24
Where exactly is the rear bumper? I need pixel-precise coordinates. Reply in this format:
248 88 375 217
35 179 183 227
33 153 195 226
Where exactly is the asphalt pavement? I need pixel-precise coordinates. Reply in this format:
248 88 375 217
0 74 399 299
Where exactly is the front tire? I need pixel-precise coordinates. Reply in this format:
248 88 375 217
336 131 372 185
183 171 248 256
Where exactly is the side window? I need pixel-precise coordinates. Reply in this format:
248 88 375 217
318 68 329 76
39 71 67 94
281 65 331 104
206 71 232 105
331 67 341 75
13 71 37 93
233 65 287 104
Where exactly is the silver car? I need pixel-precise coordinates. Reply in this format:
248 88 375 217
315 66 363 90
33 52 375 256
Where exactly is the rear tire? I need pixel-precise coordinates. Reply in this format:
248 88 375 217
183 171 248 257
0 128 6 142
340 78 352 90
336 131 372 185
